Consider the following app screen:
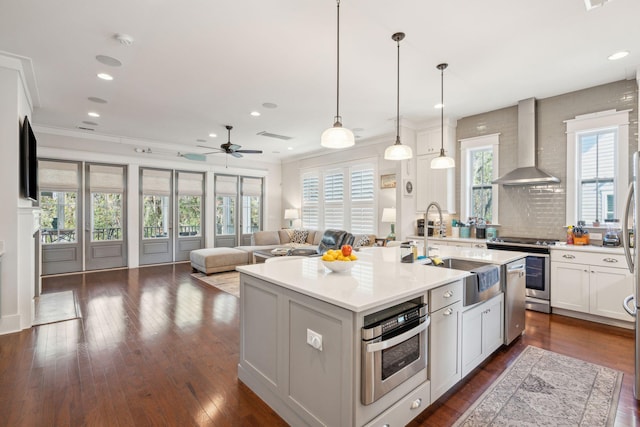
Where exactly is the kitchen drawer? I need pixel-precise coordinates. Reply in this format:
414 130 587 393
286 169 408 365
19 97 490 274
364 380 431 427
551 250 627 268
430 280 462 312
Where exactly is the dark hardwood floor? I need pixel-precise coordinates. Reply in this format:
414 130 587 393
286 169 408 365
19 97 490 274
0 262 638 426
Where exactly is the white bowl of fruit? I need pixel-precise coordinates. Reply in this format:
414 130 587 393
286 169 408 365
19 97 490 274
321 245 358 273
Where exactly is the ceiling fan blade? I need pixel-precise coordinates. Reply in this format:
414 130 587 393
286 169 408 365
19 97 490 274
235 149 263 154
196 145 219 150
231 152 243 158
229 144 241 151
180 153 207 161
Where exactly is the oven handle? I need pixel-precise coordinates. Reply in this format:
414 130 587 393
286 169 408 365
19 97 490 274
365 317 430 353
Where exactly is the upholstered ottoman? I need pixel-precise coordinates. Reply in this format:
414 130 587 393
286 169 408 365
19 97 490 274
190 248 250 274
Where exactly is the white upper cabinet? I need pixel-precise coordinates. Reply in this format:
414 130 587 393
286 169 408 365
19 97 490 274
416 123 456 213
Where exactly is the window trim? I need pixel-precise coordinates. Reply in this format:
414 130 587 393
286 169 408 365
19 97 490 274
565 109 630 226
460 133 500 223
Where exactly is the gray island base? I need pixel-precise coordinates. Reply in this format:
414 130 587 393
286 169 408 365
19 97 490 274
237 246 526 426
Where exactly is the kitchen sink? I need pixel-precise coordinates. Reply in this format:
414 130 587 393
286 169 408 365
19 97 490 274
433 258 502 306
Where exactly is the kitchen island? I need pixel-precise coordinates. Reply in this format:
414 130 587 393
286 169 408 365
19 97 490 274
237 246 527 427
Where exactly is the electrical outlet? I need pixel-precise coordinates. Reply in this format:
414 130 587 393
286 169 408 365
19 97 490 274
591 233 603 240
306 329 323 351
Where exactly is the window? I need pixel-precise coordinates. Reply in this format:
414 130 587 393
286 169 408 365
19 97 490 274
38 160 80 244
577 130 616 223
301 162 376 233
460 134 500 223
177 172 204 237
565 109 630 225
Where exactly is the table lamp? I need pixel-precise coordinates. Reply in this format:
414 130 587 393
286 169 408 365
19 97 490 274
284 209 299 228
381 208 396 240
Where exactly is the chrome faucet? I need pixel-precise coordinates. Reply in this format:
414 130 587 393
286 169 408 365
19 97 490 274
424 201 444 258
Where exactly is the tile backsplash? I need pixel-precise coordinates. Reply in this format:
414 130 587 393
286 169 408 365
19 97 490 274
455 79 638 241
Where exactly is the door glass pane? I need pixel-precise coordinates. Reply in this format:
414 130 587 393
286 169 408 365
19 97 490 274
216 195 235 235
179 195 202 237
143 195 170 239
242 195 260 234
39 191 77 244
91 193 123 241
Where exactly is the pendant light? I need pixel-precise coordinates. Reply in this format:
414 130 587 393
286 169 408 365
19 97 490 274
431 63 455 169
384 32 413 161
321 0 355 149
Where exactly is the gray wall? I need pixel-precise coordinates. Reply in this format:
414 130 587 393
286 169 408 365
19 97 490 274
456 79 638 240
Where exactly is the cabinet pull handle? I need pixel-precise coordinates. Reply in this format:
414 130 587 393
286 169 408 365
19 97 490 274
603 257 618 263
584 269 588 272
410 398 422 410
562 254 576 259
443 308 453 316
443 291 453 298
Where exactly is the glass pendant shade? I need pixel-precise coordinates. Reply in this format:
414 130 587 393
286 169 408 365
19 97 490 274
384 141 413 160
321 122 355 148
431 149 456 169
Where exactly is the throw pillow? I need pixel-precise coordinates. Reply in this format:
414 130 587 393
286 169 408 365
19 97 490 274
291 229 309 244
353 234 370 248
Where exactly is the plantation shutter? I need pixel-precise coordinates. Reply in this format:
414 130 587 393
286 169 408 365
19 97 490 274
350 166 375 234
301 173 319 229
324 170 344 229
38 160 79 191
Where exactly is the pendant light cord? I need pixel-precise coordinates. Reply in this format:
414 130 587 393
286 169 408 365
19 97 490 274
396 36 400 144
335 0 341 124
441 66 444 151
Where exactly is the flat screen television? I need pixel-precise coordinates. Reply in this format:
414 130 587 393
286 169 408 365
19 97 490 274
20 115 38 202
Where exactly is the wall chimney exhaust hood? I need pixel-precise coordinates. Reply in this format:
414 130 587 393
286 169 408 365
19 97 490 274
492 98 560 186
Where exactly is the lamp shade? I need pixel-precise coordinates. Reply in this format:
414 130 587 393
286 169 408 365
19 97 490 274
321 125 355 149
431 151 456 169
384 143 413 161
381 208 396 223
284 209 299 220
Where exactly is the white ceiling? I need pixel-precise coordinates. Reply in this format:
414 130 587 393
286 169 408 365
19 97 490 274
1 0 639 164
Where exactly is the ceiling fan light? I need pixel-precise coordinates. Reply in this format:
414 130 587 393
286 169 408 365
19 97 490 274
321 124 355 149
431 149 455 169
384 142 413 161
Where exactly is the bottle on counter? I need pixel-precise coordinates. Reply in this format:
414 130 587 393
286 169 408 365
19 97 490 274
566 226 574 245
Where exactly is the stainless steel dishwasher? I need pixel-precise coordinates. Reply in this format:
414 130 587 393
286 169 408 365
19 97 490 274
504 259 527 344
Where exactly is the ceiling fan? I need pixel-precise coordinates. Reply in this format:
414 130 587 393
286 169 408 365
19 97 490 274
197 125 263 158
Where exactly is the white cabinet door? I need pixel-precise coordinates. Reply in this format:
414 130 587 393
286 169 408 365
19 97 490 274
550 262 590 313
483 295 504 355
461 302 483 377
416 156 456 214
590 265 634 321
429 300 462 401
461 294 504 378
416 128 443 156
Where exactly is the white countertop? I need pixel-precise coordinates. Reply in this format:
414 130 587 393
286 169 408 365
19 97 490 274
406 235 487 244
551 244 625 254
237 246 528 313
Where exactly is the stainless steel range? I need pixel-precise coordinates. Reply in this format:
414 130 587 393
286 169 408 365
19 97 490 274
486 236 558 313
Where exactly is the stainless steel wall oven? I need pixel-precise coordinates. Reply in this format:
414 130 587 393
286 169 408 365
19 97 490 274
361 297 430 405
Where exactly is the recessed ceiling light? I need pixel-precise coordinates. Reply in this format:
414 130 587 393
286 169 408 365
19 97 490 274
262 102 278 109
608 50 629 60
88 112 100 118
88 96 107 104
287 147 293 150
95 55 122 67
97 73 113 81
209 133 217 138
584 0 611 11
434 103 444 109
250 111 261 117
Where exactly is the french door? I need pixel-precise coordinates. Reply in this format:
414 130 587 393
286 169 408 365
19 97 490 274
139 168 173 265
214 174 263 248
175 171 205 261
85 164 127 270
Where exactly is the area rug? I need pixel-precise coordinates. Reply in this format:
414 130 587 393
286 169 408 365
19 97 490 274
453 345 623 427
191 271 240 298
33 290 81 325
